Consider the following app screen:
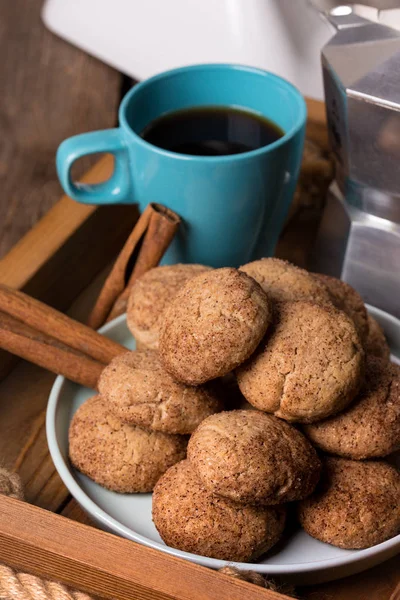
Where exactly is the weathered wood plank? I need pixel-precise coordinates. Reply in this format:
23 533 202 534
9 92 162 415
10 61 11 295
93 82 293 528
0 0 122 258
0 157 138 382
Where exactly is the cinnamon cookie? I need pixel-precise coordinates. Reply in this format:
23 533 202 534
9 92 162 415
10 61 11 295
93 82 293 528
152 460 286 562
365 314 391 363
298 457 400 549
303 358 400 459
69 396 187 493
313 273 368 344
159 268 271 384
187 410 321 505
240 258 331 305
98 350 223 434
127 264 211 350
236 301 364 423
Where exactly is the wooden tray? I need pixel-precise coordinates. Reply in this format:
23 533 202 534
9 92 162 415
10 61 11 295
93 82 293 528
0 99 399 600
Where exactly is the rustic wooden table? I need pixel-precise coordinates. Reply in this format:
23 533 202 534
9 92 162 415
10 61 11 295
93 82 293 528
0 0 123 258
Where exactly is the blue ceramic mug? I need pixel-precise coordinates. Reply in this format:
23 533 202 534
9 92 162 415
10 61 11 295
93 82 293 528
56 64 306 267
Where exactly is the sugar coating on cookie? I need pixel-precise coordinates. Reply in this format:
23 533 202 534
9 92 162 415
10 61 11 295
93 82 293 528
98 350 223 434
159 268 271 385
69 396 187 493
365 314 391 363
298 457 400 549
313 273 369 344
127 264 212 350
236 301 365 423
187 410 321 505
303 358 400 459
152 460 286 562
240 258 331 305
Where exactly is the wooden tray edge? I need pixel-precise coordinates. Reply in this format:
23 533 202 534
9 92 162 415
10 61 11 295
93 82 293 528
0 155 138 380
0 495 291 600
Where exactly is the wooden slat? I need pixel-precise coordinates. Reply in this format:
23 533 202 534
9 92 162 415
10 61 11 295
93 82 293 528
0 0 122 258
0 159 110 290
0 156 132 292
391 582 400 600
0 495 291 600
305 98 329 150
61 497 93 525
0 361 58 472
0 156 138 380
301 554 400 600
2 269 109 497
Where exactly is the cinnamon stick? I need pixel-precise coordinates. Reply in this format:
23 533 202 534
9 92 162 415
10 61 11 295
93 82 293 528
0 312 103 389
86 204 153 329
0 285 126 365
88 203 180 329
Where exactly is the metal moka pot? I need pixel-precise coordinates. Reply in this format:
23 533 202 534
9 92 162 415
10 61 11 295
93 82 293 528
311 4 400 317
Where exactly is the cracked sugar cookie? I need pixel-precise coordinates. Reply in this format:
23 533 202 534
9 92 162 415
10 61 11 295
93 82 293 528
69 396 187 493
298 457 400 549
303 358 400 459
152 460 286 562
240 258 331 305
187 410 321 505
159 268 271 385
127 264 212 350
313 273 369 344
236 301 365 423
98 350 223 434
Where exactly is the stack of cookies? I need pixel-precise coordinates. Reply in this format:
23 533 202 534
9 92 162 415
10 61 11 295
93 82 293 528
153 410 321 561
69 265 225 494
69 259 400 562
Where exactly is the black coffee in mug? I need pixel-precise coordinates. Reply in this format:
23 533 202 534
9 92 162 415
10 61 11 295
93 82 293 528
140 106 284 156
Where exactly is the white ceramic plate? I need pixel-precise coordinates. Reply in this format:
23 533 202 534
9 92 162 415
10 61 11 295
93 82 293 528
46 305 400 584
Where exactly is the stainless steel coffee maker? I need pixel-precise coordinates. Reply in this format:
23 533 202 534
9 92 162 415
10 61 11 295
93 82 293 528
311 1 400 317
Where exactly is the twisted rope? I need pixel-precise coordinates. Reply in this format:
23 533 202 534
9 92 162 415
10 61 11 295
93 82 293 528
0 468 295 599
0 468 23 500
0 565 93 600
219 567 296 597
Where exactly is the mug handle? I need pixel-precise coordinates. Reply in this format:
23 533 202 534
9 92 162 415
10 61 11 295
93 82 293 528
56 129 132 204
